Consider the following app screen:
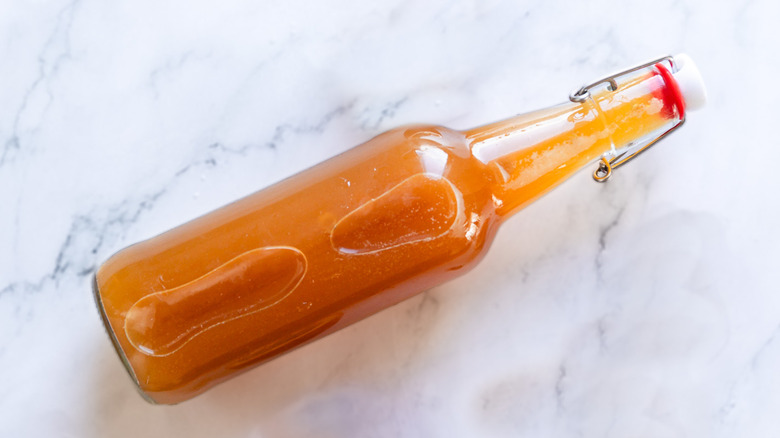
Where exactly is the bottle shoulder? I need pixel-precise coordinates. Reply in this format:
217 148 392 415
384 124 502 259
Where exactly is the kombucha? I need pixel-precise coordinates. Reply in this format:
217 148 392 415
95 59 696 404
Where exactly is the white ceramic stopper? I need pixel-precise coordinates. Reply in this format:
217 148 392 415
672 53 707 111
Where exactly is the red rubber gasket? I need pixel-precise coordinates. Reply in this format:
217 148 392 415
654 62 686 119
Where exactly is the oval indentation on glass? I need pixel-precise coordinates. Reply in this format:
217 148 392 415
124 246 307 357
331 173 462 254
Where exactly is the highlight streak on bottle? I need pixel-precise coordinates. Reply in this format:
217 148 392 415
225 312 343 371
330 173 464 255
124 246 307 356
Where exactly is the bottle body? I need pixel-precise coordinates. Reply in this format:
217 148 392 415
95 125 503 404
95 61 686 404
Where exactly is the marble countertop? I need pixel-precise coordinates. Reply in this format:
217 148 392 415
2 0 779 436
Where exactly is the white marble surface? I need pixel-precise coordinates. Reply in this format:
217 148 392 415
2 0 779 436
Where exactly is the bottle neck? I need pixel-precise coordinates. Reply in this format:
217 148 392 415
466 68 684 218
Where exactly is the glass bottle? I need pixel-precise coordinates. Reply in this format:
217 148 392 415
94 54 706 404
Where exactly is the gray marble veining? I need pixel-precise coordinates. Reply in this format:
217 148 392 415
2 0 779 436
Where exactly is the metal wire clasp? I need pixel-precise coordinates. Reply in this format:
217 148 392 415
568 55 685 182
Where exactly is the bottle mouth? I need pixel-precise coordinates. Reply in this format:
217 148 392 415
567 53 707 182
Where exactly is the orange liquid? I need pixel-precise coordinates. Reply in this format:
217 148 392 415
95 69 682 404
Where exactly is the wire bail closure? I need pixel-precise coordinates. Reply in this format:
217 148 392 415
568 55 685 182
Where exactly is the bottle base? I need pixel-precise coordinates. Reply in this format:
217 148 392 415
92 274 158 405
